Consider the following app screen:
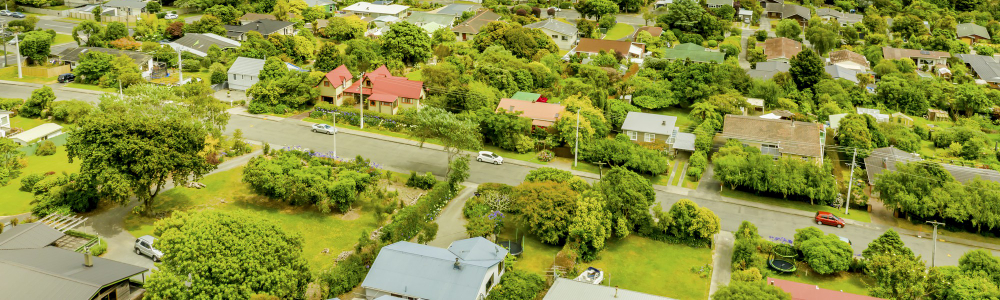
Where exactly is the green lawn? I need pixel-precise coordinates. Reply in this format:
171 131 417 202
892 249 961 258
588 236 713 300
53 34 74 45
124 166 379 272
0 66 58 84
0 146 80 216
9 115 47 131
406 69 423 81
769 261 872 296
497 221 561 276
64 83 118 93
604 23 634 40
721 187 873 223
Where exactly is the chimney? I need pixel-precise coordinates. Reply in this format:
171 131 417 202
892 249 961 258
770 280 774 285
661 120 666 126
84 251 93 267
509 105 515 111
454 258 461 269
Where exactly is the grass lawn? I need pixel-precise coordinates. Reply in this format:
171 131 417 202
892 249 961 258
64 83 118 93
124 166 379 271
0 146 80 216
683 178 699 189
769 261 872 296
670 170 683 186
604 23 634 40
0 66 58 84
497 221 561 276
53 34 74 45
9 115 48 131
588 236 713 299
46 5 75 10
406 69 423 81
721 187 873 223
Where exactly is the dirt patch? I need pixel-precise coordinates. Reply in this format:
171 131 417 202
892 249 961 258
341 209 361 221
384 179 426 206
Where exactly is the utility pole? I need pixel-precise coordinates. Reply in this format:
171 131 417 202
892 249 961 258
845 148 857 215
574 108 580 167
15 33 21 79
176 48 183 84
1 21 6 68
927 221 945 268
358 72 365 130
332 111 340 158
596 162 606 179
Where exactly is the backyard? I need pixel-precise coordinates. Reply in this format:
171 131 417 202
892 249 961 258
604 23 635 40
765 255 872 296
0 146 81 216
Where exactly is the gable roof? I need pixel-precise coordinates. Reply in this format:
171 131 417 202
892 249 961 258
544 278 677 300
435 3 476 16
322 65 353 87
225 19 294 35
816 8 842 18
240 13 277 22
635 26 664 38
408 11 456 27
343 2 410 15
767 4 810 20
0 223 65 250
825 65 865 83
361 238 507 300
621 112 677 136
496 98 566 127
839 12 863 24
451 10 501 34
957 23 990 39
524 19 578 36
864 146 1000 184
829 50 870 69
955 54 1000 83
168 33 241 57
662 43 725 63
57 47 151 66
575 38 645 55
104 0 145 9
768 277 884 300
747 61 790 80
721 114 823 158
344 65 423 99
762 37 802 60
227 56 302 76
882 46 951 60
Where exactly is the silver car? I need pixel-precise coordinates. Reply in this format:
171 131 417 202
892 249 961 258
0 10 11 16
477 151 503 165
135 235 163 262
311 123 337 134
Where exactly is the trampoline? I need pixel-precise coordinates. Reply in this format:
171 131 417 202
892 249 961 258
499 241 523 256
768 244 797 273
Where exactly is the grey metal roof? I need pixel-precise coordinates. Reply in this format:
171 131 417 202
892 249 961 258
0 223 64 250
621 112 677 136
374 296 406 300
361 238 506 300
673 132 696 151
104 0 146 9
225 19 294 35
543 278 677 300
57 47 151 66
0 247 147 300
170 33 241 56
816 8 842 18
706 0 731 5
957 23 990 39
864 146 1000 184
523 19 578 36
302 0 334 6
407 11 456 27
227 56 302 76
955 54 1000 83
825 64 864 83
748 61 789 80
436 3 475 16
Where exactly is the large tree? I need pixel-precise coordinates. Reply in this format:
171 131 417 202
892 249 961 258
568 190 613 261
789 48 825 90
66 85 225 215
72 20 106 47
862 229 913 260
775 19 802 39
145 211 311 299
322 17 366 41
19 31 52 65
405 107 482 169
866 251 926 299
0 138 24 187
598 167 655 236
381 22 432 65
799 234 853 274
661 0 705 32
575 0 618 19
472 22 558 59
514 181 579 245
20 86 54 118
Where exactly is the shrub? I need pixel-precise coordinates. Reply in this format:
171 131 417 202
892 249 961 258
755 30 768 41
486 270 546 300
707 40 719 47
19 173 46 192
686 150 707 180
406 171 436 189
51 100 93 123
89 243 107 256
34 140 56 156
731 239 757 271
536 149 554 162
731 267 763 282
0 98 23 111
476 182 514 195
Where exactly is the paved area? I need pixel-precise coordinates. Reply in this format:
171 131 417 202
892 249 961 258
427 183 479 248
0 81 104 103
708 231 734 297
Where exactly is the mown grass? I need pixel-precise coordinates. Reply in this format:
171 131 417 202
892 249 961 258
0 146 80 216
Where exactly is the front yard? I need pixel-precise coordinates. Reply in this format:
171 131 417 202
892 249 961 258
0 146 81 216
604 23 635 40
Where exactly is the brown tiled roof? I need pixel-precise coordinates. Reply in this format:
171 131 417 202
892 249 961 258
829 50 870 69
575 38 645 55
451 10 501 34
635 26 663 38
882 46 951 60
762 37 802 60
721 114 823 158
241 13 277 22
496 98 566 127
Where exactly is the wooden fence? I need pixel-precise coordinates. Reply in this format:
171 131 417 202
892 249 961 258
22 65 70 78
66 11 138 23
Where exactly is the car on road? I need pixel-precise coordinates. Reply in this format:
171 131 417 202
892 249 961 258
7 37 17 45
57 73 75 83
164 12 178 19
815 211 846 228
311 123 337 134
0 10 12 16
837 235 852 245
9 12 25 18
548 6 561 11
134 235 163 262
477 151 503 165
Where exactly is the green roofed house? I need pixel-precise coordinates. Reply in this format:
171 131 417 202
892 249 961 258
509 91 542 102
662 43 725 63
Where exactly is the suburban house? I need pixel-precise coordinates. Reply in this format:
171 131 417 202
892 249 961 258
224 19 295 41
706 0 732 8
765 4 811 26
303 0 337 12
571 38 647 63
882 46 951 69
523 19 579 50
768 277 884 300
662 43 725 63
738 8 753 23
0 222 149 300
317 65 354 104
747 61 790 80
452 10 501 41
955 54 1000 88
543 278 678 300
239 13 277 24
0 110 10 138
815 8 861 25
343 65 425 115
828 108 888 130
361 237 507 300
864 146 1000 185
654 0 673 9
928 108 950 121
633 26 664 40
343 2 410 18
57 47 154 79
226 57 304 91
825 64 869 83
495 98 565 129
759 0 782 8
828 49 870 72
166 33 241 57
721 114 825 162
434 3 476 16
762 37 802 62
620 112 695 153
957 23 990 44
65 0 100 9
408 11 457 28
103 0 146 15
9 123 63 146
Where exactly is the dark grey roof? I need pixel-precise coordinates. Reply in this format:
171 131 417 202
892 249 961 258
170 33 241 56
825 64 864 83
225 19 294 35
227 56 303 76
361 238 507 300
748 61 790 80
435 3 476 16
0 223 64 250
543 278 677 300
57 47 151 66
864 146 1000 184
957 23 990 39
706 0 731 5
955 54 1000 83
622 112 677 135
523 19 578 36
816 8 842 18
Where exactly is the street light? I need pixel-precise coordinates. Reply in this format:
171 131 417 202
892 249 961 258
927 220 945 268
331 111 341 158
574 108 580 167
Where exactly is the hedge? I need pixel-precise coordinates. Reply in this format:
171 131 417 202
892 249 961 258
310 102 411 132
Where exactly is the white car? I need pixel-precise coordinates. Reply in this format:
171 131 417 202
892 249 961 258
311 123 337 134
477 151 503 165
7 37 16 45
135 235 163 262
548 7 561 12
164 12 178 19
0 10 11 16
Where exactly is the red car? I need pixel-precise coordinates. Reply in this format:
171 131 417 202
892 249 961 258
815 211 846 228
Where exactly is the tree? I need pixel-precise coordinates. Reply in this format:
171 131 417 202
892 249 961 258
789 49 825 90
20 86 54 118
575 0 618 20
19 31 52 65
204 5 243 25
486 270 546 300
524 167 589 192
959 249 1000 285
476 108 532 153
569 190 613 261
805 20 840 55
514 182 578 244
0 139 25 186
598 167 655 236
187 15 226 36
381 22 432 65
866 252 927 299
799 234 852 274
447 155 470 192
259 57 287 82
322 17 366 41
472 22 558 59
72 20 105 47
165 22 185 39
712 281 791 300
405 107 482 168
66 85 221 216
313 42 343 72
862 229 913 260
666 198 721 241
775 19 802 39
145 211 310 299
661 0 705 32
135 13 168 42
105 22 129 41
955 84 989 117
72 51 114 84
431 27 455 46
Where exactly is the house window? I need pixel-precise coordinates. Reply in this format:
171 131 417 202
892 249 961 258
644 133 654 142
628 131 638 140
552 34 558 38
486 274 495 291
761 144 780 157
562 36 568 41
324 81 329 87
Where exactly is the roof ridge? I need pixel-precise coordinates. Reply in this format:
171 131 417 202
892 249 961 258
0 223 44 248
0 255 102 288
383 244 491 266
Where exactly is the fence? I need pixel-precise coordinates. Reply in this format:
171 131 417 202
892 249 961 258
18 133 69 155
19 7 71 17
22 65 70 78
66 11 138 23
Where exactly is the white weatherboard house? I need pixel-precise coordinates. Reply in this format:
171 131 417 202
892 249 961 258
343 1 410 18
362 237 507 300
523 19 579 50
0 110 10 138
9 123 63 146
226 57 304 91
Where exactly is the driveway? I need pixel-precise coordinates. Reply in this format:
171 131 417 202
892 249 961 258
427 183 479 248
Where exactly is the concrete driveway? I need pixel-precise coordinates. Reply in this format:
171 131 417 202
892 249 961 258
427 183 479 248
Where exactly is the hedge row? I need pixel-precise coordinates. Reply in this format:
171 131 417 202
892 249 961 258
310 102 411 132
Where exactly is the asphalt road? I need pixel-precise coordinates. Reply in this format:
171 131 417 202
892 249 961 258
0 16 77 34
0 82 103 103
227 114 998 267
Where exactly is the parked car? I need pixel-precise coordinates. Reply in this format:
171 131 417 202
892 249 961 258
9 12 25 18
7 37 16 45
548 6 561 11
57 73 75 83
476 151 503 165
164 12 178 19
0 10 12 16
311 123 337 134
134 235 163 262
837 235 852 245
815 211 846 228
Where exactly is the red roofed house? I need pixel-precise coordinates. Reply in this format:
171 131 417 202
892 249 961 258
767 277 885 300
495 98 566 129
317 65 354 105
343 65 425 115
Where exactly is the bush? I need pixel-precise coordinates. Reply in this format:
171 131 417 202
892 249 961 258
486 270 546 300
19 173 46 192
476 182 514 195
536 149 554 162
686 150 707 180
89 243 107 256
51 100 93 123
406 171 436 189
0 98 23 111
731 267 763 282
732 239 757 271
34 140 56 156
707 40 719 47
581 134 670 175
755 30 768 41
